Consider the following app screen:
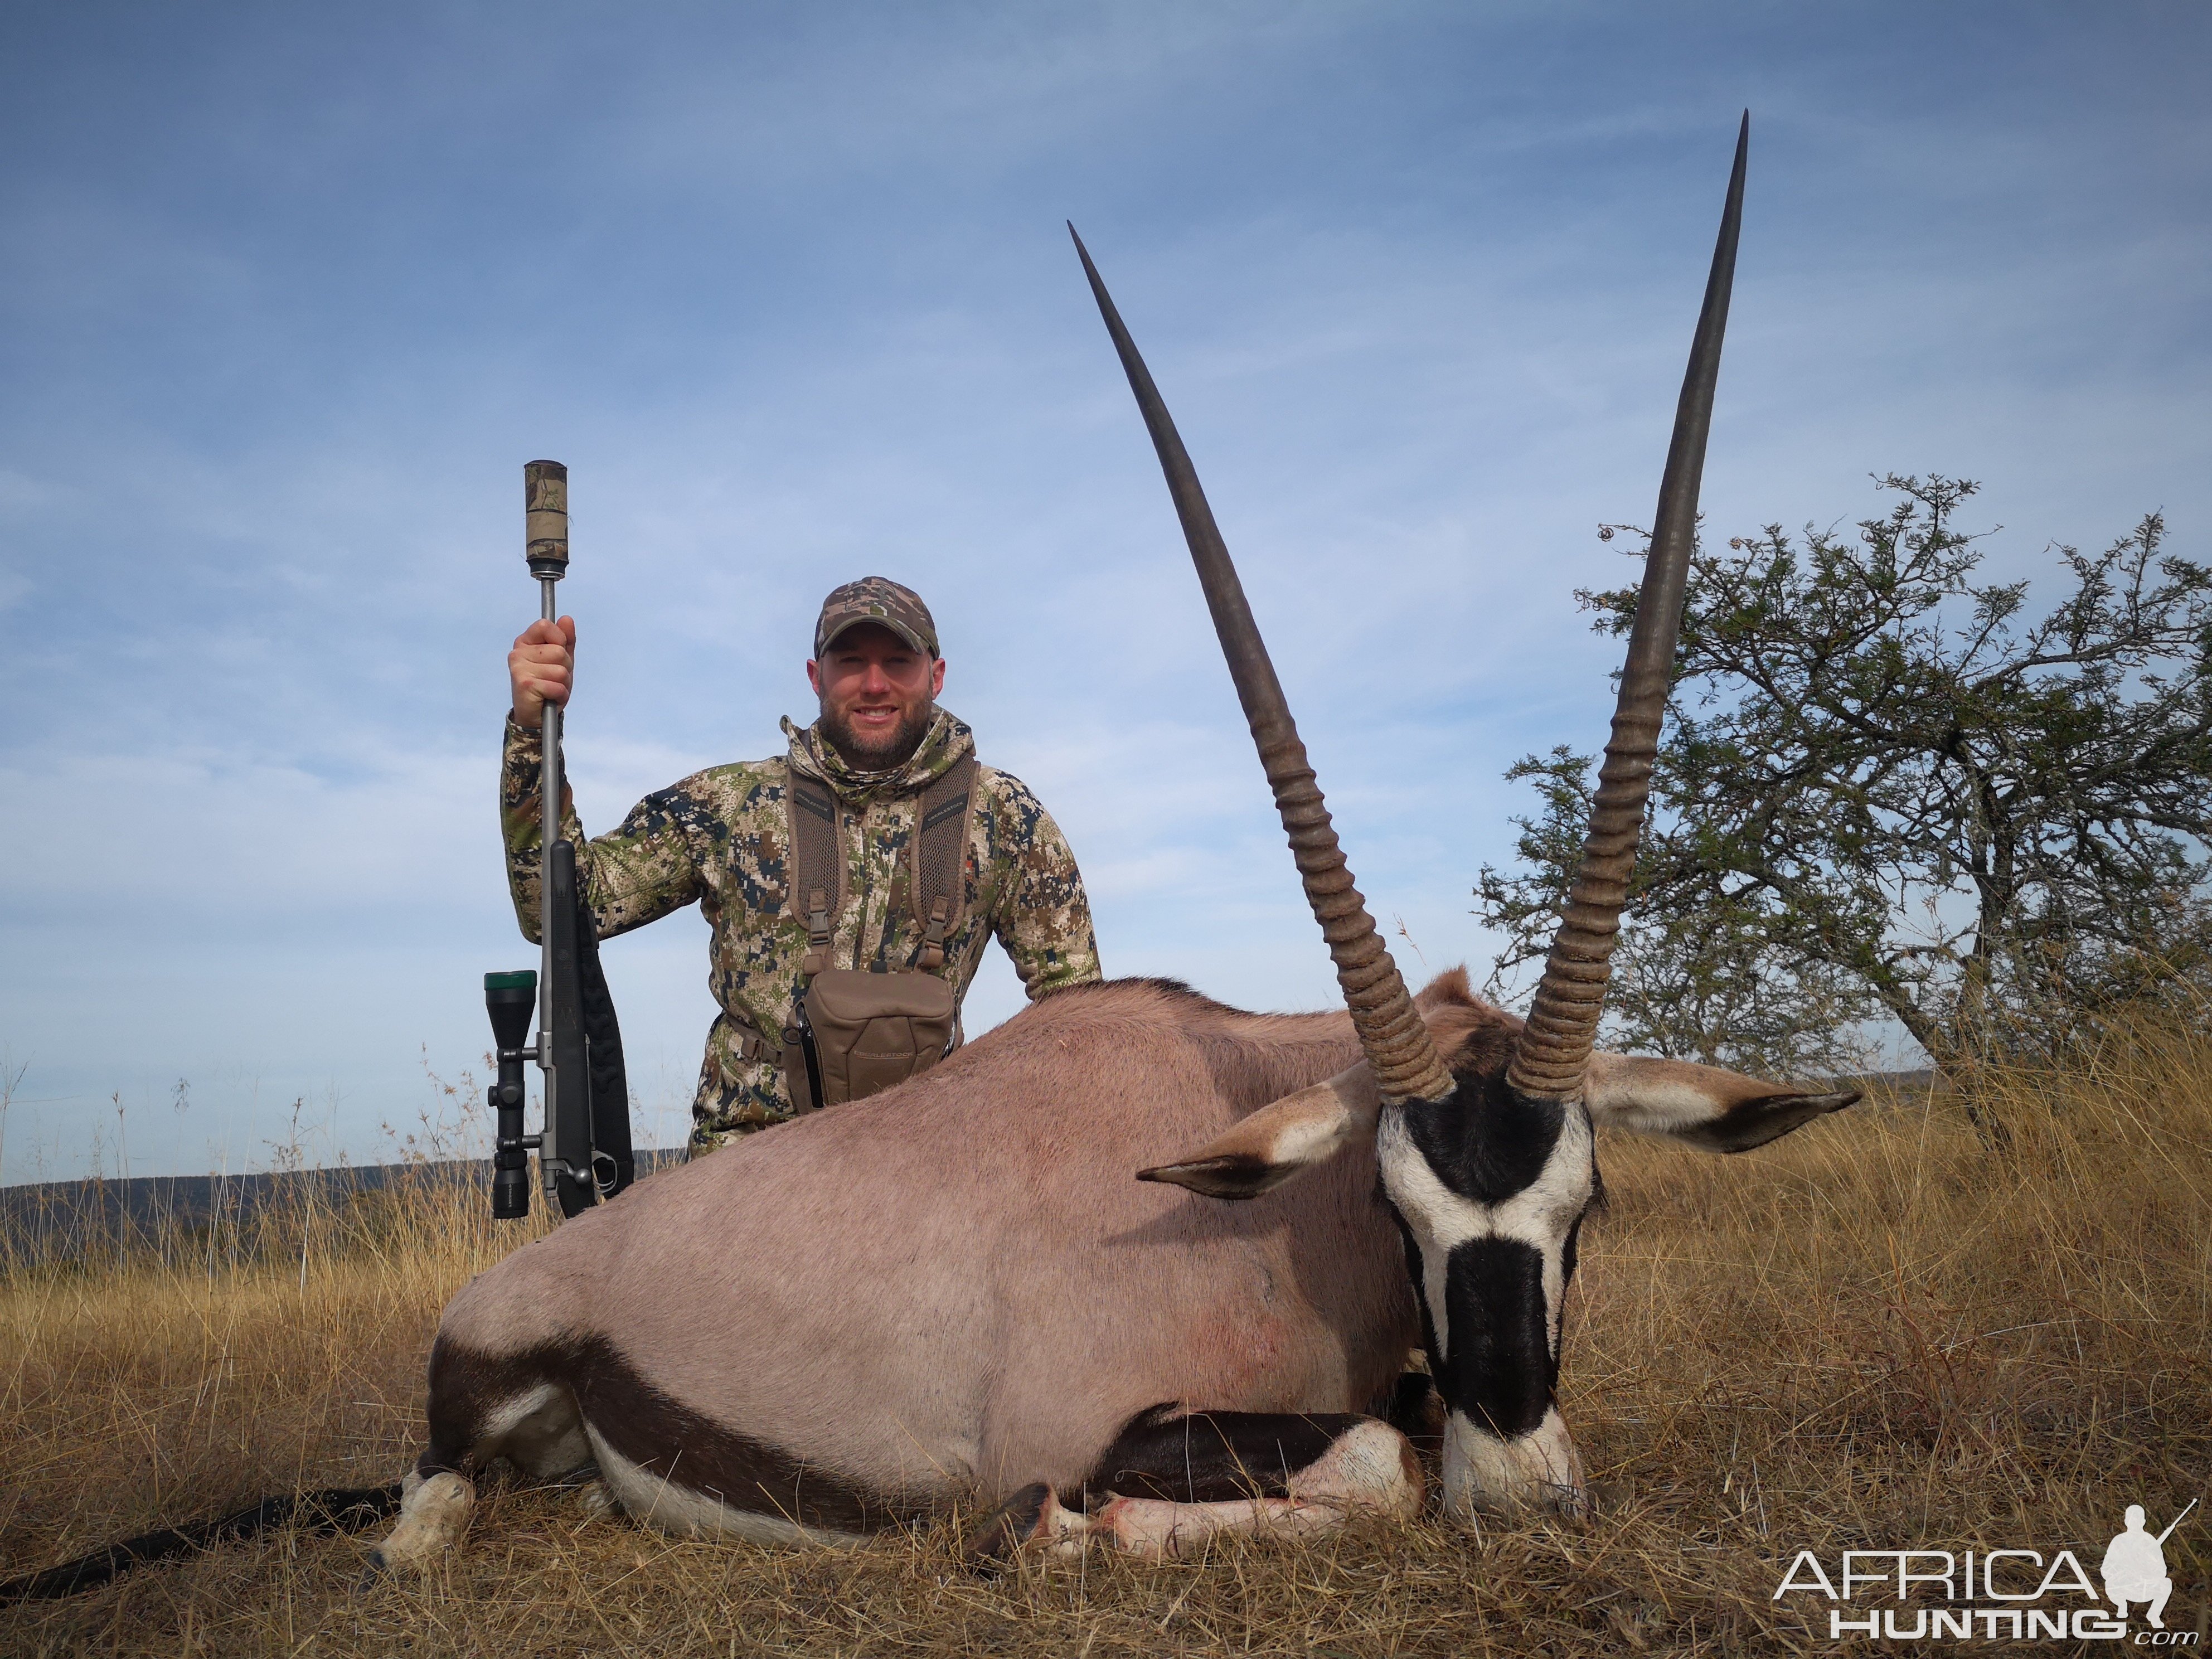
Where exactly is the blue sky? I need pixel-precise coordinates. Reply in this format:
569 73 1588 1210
3 2 2207 1179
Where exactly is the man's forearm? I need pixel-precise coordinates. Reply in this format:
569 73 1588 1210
501 715 711 943
501 714 588 942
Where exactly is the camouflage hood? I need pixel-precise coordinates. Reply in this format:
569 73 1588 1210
780 707 976 805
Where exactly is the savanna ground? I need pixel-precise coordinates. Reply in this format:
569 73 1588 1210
3 1028 2208 1657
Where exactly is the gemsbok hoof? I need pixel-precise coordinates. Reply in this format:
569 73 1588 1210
574 1479 617 1519
962 1482 1062 1569
366 1471 474 1571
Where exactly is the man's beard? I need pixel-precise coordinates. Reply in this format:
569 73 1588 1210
820 703 934 772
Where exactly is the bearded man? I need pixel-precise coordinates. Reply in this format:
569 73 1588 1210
502 576 1102 1152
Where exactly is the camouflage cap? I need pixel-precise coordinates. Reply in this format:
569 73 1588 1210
814 576 939 659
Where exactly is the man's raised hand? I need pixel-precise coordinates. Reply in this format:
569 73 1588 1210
510 616 576 723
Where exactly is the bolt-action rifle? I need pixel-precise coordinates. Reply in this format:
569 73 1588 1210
483 460 636 1221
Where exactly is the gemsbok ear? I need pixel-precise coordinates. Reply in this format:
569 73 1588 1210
1584 1051 1859 1154
1137 1065 1381 1200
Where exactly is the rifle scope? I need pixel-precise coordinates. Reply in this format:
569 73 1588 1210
484 969 537 1219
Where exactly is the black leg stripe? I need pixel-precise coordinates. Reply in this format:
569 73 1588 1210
1083 1405 1369 1505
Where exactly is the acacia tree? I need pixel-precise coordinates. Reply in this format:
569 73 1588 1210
1477 476 2212 1076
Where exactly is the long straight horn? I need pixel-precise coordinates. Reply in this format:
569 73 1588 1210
1070 224 1453 1104
1507 114 1749 1103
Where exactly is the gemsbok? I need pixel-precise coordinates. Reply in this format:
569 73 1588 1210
1 117 1859 1600
357 112 1852 1570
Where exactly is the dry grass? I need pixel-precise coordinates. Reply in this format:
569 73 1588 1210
3 1029 2209 1657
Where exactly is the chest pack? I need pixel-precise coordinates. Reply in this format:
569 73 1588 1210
777 754 979 1111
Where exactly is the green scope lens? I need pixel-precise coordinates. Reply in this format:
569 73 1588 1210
484 970 539 992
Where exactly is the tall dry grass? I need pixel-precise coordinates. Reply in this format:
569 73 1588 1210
3 1027 2208 1656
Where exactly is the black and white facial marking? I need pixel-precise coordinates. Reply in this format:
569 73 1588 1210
1375 1069 1595 1515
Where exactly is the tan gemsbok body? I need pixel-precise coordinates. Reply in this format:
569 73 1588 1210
0 119 1853 1602
353 114 1862 1570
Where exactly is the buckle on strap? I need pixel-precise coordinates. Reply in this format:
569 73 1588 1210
916 894 952 971
802 885 833 978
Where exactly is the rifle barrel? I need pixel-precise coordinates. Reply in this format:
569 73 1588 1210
523 459 570 1200
2155 1496 2197 1545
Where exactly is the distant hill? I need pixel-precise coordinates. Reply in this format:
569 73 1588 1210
0 1150 686 1257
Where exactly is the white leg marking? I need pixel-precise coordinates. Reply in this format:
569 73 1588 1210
1285 1419 1424 1515
1077 1422 1422 1561
478 1383 561 1440
369 1471 476 1570
486 1383 593 1480
584 1424 868 1549
1023 1487 1103 1557
1093 1495 1342 1559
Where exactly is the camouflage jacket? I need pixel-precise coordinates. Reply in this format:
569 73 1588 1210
501 709 1102 1148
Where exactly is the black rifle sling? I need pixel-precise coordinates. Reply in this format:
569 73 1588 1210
573 889 634 1198
544 838 596 1217
547 838 634 1206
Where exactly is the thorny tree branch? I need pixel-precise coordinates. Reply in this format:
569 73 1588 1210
1478 476 2212 1073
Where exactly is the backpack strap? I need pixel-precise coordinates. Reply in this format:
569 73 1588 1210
785 771 843 979
909 755 979 971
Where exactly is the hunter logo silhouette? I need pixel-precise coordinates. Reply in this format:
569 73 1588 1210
2103 1500 2194 1629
